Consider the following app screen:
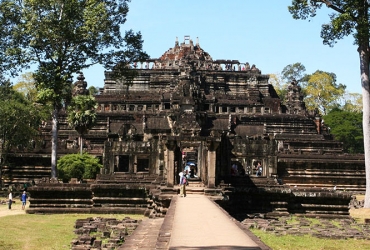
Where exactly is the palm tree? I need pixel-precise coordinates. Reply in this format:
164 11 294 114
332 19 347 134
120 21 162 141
67 95 97 154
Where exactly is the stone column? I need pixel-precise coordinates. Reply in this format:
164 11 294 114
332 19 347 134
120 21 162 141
129 154 135 173
133 155 137 173
206 140 219 188
165 140 177 187
207 150 216 188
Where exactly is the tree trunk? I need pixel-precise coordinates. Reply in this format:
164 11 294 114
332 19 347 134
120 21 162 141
0 152 3 188
51 107 58 178
359 46 370 208
79 135 83 155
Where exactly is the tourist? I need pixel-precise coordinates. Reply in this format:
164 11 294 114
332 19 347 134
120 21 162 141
8 191 12 209
179 171 187 197
189 163 197 178
231 164 238 176
21 191 27 210
179 171 184 184
256 162 262 177
184 164 190 178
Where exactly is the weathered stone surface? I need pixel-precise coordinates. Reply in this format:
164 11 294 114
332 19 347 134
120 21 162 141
71 217 140 249
4 36 364 197
241 216 370 240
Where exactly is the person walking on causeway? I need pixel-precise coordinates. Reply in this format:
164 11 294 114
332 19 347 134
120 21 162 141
179 171 187 197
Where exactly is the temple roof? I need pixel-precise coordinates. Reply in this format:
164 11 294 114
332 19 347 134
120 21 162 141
159 36 213 63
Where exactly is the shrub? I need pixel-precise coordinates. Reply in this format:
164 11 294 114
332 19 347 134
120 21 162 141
58 153 102 182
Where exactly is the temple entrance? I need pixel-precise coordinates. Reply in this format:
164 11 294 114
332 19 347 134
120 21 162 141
117 155 129 172
137 158 149 172
182 148 199 179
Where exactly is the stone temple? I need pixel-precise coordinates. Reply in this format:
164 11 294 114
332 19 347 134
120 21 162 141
3 36 365 217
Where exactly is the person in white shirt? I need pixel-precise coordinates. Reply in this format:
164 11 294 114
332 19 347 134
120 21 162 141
8 191 12 209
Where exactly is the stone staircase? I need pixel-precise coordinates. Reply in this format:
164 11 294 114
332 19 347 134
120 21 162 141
220 175 281 191
27 172 164 215
216 175 353 219
279 166 366 193
2 164 51 188
186 178 206 194
96 172 158 185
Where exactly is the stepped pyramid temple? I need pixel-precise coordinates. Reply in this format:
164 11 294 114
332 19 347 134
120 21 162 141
3 36 365 217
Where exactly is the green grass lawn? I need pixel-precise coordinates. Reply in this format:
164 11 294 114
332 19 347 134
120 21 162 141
0 199 144 250
249 197 370 250
249 231 370 250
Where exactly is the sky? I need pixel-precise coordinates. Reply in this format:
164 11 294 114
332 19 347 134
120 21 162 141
82 0 362 94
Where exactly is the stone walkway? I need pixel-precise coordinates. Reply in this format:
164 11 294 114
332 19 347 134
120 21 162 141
159 194 270 250
119 217 165 250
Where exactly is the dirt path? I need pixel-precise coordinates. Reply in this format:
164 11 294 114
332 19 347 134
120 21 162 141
0 200 27 217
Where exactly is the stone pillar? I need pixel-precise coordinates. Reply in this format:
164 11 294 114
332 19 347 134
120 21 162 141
165 140 177 187
206 140 219 188
133 155 137 173
207 150 216 188
103 140 113 174
129 154 135 173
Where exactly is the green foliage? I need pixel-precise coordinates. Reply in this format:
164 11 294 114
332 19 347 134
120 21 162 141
67 95 97 136
342 92 363 112
288 1 360 46
323 108 364 153
304 70 346 114
58 153 102 182
0 82 43 153
281 62 306 82
278 63 348 114
67 94 97 154
1 0 149 102
1 0 148 178
88 86 99 96
269 73 288 102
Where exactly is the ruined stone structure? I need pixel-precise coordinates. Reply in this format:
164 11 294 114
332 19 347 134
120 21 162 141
4 36 366 217
86 36 363 191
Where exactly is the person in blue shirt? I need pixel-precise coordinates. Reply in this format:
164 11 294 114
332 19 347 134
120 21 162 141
184 165 190 178
21 191 27 210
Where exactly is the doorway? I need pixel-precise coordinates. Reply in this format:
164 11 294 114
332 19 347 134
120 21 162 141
137 159 149 172
182 148 199 179
117 155 129 172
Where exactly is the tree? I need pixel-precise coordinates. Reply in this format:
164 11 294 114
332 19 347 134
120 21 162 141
289 0 370 207
0 81 43 185
88 86 99 96
304 70 346 114
57 153 102 182
281 62 307 82
323 108 364 153
269 73 289 103
342 92 363 112
13 72 38 102
0 0 149 178
67 94 97 155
